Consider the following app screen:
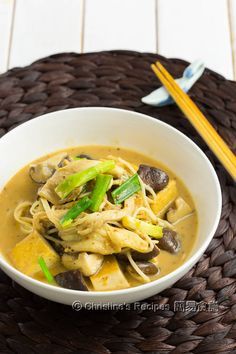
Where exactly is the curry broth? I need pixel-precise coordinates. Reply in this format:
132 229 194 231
0 145 197 288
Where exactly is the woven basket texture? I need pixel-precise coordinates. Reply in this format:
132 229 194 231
0 51 235 354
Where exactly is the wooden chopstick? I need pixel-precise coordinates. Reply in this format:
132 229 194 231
153 63 223 153
151 62 236 181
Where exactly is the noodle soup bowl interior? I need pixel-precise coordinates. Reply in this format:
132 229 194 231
0 107 221 305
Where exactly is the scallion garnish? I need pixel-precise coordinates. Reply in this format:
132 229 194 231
73 156 84 160
60 196 92 227
90 174 112 212
122 216 163 238
55 160 115 199
38 256 55 284
112 173 141 204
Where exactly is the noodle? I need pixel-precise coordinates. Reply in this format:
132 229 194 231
108 155 135 175
40 198 61 229
144 183 156 199
32 211 48 233
117 157 137 174
30 200 43 215
156 217 174 229
14 201 33 234
127 252 150 283
138 176 157 222
172 212 195 226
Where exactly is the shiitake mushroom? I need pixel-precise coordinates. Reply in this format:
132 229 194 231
51 242 65 257
117 245 159 263
137 164 169 192
76 154 93 160
29 153 68 184
158 228 180 254
127 261 159 276
29 165 54 184
131 245 159 261
135 261 159 275
55 270 88 290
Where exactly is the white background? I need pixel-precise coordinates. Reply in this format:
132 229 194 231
0 0 236 79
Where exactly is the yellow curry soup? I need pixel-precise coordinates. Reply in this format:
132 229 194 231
0 146 197 291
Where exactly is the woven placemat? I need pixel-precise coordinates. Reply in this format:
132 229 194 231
0 50 235 354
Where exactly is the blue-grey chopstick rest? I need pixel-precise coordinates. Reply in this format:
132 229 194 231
141 60 205 107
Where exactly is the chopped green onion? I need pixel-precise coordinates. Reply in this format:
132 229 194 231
73 156 84 160
38 256 55 284
122 216 163 238
90 174 112 212
60 196 92 227
55 160 115 199
112 173 141 204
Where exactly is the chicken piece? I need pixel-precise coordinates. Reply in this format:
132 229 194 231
10 230 59 276
62 223 150 255
62 252 104 276
62 228 119 255
75 209 127 236
107 226 150 253
151 180 178 217
59 227 81 242
90 256 129 291
39 159 99 204
167 197 193 223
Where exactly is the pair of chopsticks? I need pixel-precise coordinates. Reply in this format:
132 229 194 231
151 62 236 182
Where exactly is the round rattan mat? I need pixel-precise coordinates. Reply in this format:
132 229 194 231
0 51 235 354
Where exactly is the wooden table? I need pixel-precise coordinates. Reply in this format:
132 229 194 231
1 0 236 79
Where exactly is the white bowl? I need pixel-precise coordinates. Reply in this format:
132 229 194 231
0 107 221 305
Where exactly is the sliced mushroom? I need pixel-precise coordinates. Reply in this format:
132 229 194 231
137 164 169 192
158 228 180 254
128 261 159 276
29 152 68 184
76 154 93 160
167 197 193 223
62 252 104 276
131 245 159 261
117 245 159 263
50 241 65 256
55 269 88 290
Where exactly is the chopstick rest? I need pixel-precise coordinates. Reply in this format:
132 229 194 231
142 60 205 107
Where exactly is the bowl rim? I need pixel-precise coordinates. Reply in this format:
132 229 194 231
0 107 222 298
